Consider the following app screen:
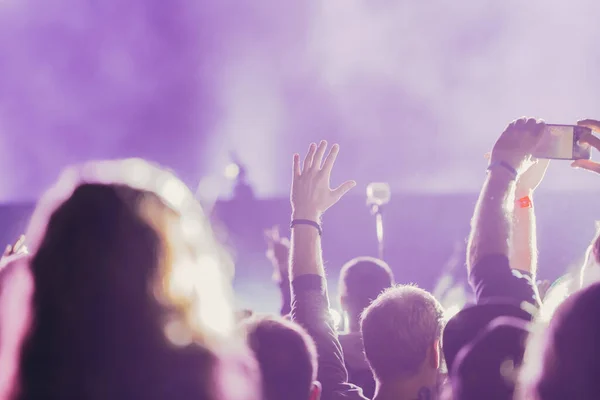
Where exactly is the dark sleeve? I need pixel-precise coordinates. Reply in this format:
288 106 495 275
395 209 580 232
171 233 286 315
291 275 368 400
469 254 541 307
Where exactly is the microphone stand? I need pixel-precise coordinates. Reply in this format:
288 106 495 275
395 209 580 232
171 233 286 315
370 203 385 260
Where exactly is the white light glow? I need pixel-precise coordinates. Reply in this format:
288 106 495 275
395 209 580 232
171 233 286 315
330 309 342 331
224 163 240 180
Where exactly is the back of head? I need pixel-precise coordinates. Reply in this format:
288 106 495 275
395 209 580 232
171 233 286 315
451 317 529 400
443 302 532 373
339 257 394 315
245 316 318 400
15 160 258 400
525 282 600 400
361 285 444 382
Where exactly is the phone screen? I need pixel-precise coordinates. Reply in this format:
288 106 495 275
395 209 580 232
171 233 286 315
532 125 592 160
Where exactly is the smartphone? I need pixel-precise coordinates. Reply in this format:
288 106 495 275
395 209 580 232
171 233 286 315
532 124 592 160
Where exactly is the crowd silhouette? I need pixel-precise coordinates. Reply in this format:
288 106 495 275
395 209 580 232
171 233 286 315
2 118 600 399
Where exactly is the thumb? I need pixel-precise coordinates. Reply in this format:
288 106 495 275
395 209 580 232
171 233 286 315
578 119 600 132
571 159 600 174
332 180 357 201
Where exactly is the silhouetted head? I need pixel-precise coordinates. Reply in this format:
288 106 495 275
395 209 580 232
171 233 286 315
520 282 600 400
451 317 530 400
361 285 444 386
245 315 320 400
339 257 394 326
13 159 259 400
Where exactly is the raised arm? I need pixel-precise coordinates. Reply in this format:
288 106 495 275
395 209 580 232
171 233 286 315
288 141 366 400
265 227 292 315
289 142 355 278
467 118 545 272
509 159 549 275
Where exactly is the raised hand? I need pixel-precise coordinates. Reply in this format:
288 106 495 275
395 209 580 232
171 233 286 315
516 158 550 196
571 119 600 174
0 235 28 270
491 117 545 176
291 141 356 221
264 226 290 281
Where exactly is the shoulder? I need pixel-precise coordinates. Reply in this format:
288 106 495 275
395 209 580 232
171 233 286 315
469 254 540 307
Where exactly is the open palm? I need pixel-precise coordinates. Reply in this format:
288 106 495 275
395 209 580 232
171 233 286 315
291 141 356 221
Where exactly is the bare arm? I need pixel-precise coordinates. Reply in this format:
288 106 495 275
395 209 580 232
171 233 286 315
467 118 545 274
467 170 515 272
509 189 537 275
509 159 549 275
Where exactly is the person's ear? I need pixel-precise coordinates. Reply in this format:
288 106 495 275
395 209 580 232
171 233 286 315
429 339 441 370
309 381 322 400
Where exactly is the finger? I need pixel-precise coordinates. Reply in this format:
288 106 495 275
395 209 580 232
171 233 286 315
312 140 328 170
483 152 491 160
3 245 11 257
533 119 545 136
513 117 528 128
571 159 600 174
302 143 317 173
321 144 340 175
525 117 537 129
264 229 274 241
523 117 544 137
13 235 25 253
580 132 600 152
578 119 600 132
332 180 357 201
293 153 301 178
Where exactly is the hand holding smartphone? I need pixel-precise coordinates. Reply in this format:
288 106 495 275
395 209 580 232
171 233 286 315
532 124 593 160
570 119 600 174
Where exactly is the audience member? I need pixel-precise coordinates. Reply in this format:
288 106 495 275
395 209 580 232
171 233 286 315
520 282 600 399
516 118 600 400
265 226 292 315
288 141 367 400
451 316 530 400
444 118 546 379
338 257 394 398
361 285 445 400
245 315 321 400
0 160 259 400
1 117 600 400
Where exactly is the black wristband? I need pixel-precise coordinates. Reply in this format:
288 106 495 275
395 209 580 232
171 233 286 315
487 161 518 180
290 219 322 236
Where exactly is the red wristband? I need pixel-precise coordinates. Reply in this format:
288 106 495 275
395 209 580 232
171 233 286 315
517 196 532 209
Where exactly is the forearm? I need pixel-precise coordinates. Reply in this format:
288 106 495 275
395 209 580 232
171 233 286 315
290 226 363 399
510 190 537 275
290 225 324 279
467 170 516 271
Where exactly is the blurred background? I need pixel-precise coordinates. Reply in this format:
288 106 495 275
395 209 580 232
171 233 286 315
1 0 599 312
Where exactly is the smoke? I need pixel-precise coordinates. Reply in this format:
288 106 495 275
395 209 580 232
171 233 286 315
1 0 600 201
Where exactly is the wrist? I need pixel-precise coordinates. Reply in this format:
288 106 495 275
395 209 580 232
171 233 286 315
291 209 321 222
515 192 534 209
487 168 518 186
515 188 534 198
